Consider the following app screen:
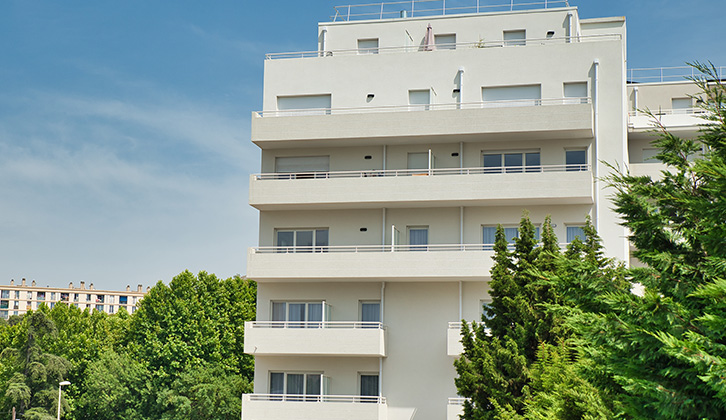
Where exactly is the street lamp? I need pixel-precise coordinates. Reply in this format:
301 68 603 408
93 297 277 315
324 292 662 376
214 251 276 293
57 381 70 420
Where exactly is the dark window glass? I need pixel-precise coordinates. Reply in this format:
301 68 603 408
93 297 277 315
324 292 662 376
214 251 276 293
566 150 587 171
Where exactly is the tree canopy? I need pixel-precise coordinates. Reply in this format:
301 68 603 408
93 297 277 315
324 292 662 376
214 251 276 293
0 271 256 420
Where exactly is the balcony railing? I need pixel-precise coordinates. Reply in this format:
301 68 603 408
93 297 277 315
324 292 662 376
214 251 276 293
448 397 468 405
254 164 590 180
266 34 619 59
248 321 384 329
255 97 590 118
253 243 571 254
628 65 726 84
330 0 569 21
628 107 708 117
246 394 386 404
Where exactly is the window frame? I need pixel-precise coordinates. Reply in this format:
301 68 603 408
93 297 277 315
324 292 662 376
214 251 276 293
565 148 588 171
357 38 379 55
482 150 541 173
275 228 329 253
269 371 325 400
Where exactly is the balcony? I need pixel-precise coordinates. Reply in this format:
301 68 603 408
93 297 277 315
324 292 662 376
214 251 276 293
244 321 386 357
447 398 467 420
242 394 387 420
250 165 593 210
628 108 710 140
247 244 494 282
252 99 593 148
447 322 464 356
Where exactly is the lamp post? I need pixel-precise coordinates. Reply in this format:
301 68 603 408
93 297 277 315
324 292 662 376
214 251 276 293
57 381 70 420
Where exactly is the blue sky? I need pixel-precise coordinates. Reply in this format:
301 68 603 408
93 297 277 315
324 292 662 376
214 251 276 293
1 0 724 290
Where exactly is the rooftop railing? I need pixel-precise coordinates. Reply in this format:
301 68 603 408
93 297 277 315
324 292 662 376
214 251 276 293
246 394 387 404
266 34 620 60
331 0 570 21
628 66 726 84
254 97 591 118
254 164 591 180
253 243 572 254
248 321 384 329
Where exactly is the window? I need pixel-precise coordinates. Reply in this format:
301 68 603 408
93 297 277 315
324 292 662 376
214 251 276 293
564 82 588 104
672 97 692 114
0 301 8 309
277 94 332 116
483 151 540 173
565 149 587 171
73 293 79 302
0 311 7 320
482 226 540 249
26 292 32 299
270 372 323 401
407 152 429 173
14 291 19 299
434 34 456 50
37 292 45 301
276 228 329 252
567 226 586 243
96 295 105 303
86 294 91 302
482 85 541 107
360 374 380 398
274 156 330 179
357 38 379 54
50 292 56 301
408 226 429 251
643 148 660 163
271 301 326 327
119 296 128 305
503 30 526 46
0 290 8 299
408 89 430 111
360 301 381 326
95 304 104 312
109 305 115 314
109 296 115 304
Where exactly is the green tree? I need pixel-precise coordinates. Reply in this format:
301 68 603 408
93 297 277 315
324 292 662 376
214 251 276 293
455 215 562 418
576 62 726 419
124 271 256 419
0 310 72 419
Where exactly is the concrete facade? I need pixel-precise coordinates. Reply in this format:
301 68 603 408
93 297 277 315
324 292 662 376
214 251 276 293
243 2 707 419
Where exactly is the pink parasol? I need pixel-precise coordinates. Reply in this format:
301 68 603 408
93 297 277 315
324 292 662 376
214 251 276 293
423 23 436 51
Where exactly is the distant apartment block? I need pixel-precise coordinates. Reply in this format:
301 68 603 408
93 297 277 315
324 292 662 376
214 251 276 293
0 278 147 319
242 1 715 419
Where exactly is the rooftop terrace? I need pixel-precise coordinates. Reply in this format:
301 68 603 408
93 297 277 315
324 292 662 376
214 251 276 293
331 0 570 21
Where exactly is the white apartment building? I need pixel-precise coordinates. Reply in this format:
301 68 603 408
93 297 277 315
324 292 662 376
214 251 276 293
243 1 712 419
0 278 147 319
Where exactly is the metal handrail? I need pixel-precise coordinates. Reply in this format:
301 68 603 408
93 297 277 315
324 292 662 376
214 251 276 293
253 243 572 254
628 65 725 83
247 394 387 403
254 164 591 180
628 107 709 117
265 34 620 60
254 97 591 118
331 0 570 21
247 321 384 329
448 397 469 405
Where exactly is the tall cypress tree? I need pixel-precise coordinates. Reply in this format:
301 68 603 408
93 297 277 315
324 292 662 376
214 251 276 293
455 215 564 418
